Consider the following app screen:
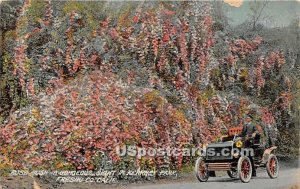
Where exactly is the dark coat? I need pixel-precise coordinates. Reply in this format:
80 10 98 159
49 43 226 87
241 122 257 137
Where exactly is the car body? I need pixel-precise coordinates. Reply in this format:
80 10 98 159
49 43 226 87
195 126 279 183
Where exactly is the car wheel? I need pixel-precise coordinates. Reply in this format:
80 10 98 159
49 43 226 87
267 154 279 179
227 170 237 178
195 157 209 182
237 156 252 183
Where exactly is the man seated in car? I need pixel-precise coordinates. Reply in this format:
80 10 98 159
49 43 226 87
241 114 257 139
240 114 258 177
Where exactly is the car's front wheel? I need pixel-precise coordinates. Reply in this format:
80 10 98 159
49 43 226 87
237 156 252 183
195 157 209 182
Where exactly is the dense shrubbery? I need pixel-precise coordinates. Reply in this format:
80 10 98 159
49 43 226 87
0 0 298 172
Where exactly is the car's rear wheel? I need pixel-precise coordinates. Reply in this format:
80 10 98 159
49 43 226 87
195 157 209 182
227 170 237 178
237 156 252 183
267 154 279 179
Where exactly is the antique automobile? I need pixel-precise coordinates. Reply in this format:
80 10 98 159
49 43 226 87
195 126 279 183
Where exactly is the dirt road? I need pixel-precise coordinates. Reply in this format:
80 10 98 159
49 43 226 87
0 163 299 189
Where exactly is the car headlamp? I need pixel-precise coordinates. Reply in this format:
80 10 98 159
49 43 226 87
235 140 243 148
233 152 239 158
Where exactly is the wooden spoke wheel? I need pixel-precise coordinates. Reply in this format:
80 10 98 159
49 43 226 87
237 156 252 183
195 157 209 182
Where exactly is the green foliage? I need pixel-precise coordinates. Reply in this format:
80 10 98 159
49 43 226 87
291 80 300 125
144 90 165 109
62 1 86 14
27 0 47 24
0 1 21 31
63 1 106 30
197 86 216 106
2 51 13 73
180 162 194 173
4 30 17 41
116 2 138 28
211 68 221 78
260 80 278 105
239 68 248 81
165 93 184 107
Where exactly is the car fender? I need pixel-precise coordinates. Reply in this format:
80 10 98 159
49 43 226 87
262 146 277 164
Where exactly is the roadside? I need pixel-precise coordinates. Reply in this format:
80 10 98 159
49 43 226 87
0 159 298 189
